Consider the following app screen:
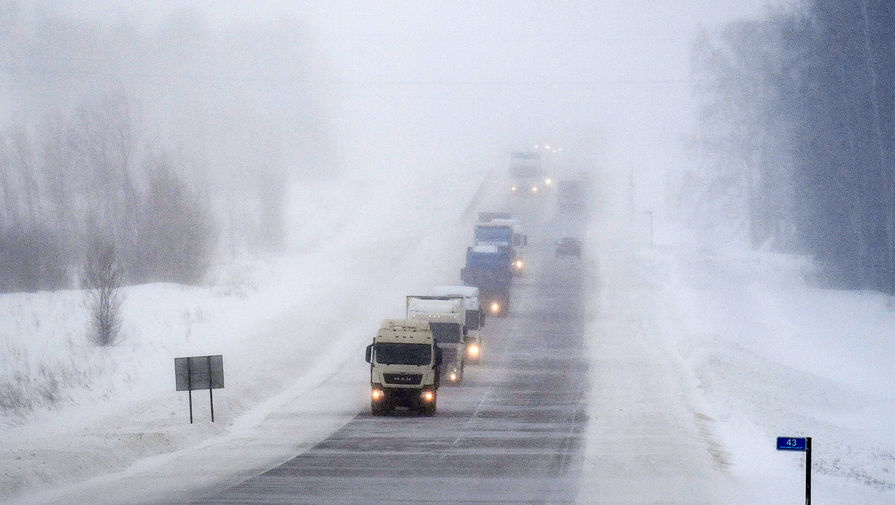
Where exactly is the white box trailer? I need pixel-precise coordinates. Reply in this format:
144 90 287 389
431 285 483 364
406 295 467 384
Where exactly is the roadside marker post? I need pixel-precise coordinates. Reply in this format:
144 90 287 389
776 436 811 505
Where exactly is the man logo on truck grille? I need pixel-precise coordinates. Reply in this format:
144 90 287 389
384 373 422 385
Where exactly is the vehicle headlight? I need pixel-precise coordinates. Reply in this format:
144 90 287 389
468 344 479 357
511 185 517 192
545 177 552 185
449 372 458 382
514 259 523 269
490 302 500 313
531 185 539 193
421 390 434 402
371 389 384 401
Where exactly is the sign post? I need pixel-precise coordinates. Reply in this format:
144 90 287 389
776 436 812 505
645 210 654 247
175 355 224 423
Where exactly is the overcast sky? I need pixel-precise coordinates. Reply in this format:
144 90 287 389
4 0 794 204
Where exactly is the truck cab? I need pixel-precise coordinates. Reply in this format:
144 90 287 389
431 285 483 364
488 217 528 276
461 245 512 317
365 319 442 416
474 221 523 275
558 178 588 213
406 295 467 384
509 151 544 196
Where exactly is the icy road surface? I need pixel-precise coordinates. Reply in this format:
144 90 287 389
189 235 591 504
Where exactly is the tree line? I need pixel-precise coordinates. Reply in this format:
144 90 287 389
688 0 894 291
0 93 216 292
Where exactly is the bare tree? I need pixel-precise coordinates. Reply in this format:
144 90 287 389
82 236 124 346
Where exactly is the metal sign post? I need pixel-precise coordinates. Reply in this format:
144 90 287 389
175 355 224 423
187 358 193 423
776 436 812 505
645 210 654 247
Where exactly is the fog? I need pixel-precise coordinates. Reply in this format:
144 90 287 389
2 1 784 266
9 3 895 505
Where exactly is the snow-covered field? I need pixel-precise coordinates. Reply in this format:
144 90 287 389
580 217 895 504
3 182 895 504
0 166 491 504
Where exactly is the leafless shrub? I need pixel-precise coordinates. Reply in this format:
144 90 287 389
0 375 32 413
82 236 124 346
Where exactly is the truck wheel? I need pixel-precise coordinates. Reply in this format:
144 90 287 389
420 396 437 416
371 400 388 416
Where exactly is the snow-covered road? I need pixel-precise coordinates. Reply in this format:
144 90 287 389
4 176 895 504
189 234 591 504
578 239 734 504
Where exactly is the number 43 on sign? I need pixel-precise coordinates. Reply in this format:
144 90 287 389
777 437 807 451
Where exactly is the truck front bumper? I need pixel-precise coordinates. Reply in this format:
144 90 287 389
372 385 436 408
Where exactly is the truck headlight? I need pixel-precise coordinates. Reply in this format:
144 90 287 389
511 185 517 192
514 259 523 269
449 372 458 382
531 185 538 193
490 302 500 313
371 389 384 401
545 177 552 185
468 343 479 357
421 390 434 402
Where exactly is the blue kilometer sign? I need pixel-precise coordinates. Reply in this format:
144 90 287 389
777 437 807 451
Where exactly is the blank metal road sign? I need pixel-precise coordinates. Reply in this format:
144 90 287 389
175 355 224 391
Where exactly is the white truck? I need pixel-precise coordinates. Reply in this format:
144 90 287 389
509 151 544 196
406 295 467 384
431 285 483 364
365 319 442 416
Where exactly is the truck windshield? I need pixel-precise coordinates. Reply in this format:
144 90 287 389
475 227 513 243
429 323 462 343
509 165 541 178
375 343 431 365
465 310 481 330
468 253 510 269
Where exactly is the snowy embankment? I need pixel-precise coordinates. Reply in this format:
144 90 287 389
580 217 895 505
0 167 491 505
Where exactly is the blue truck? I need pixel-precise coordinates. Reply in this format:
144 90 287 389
460 245 512 317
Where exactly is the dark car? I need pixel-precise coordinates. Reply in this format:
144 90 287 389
555 237 581 258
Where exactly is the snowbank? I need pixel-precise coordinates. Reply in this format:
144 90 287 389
1 166 490 505
578 215 895 504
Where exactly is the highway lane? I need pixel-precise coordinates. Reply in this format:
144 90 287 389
191 206 594 504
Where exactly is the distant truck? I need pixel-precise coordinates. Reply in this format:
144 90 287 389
406 295 467 384
509 151 544 196
365 319 442 416
488 217 528 275
478 211 511 223
461 245 512 317
431 285 483 364
558 177 588 213
474 220 526 276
